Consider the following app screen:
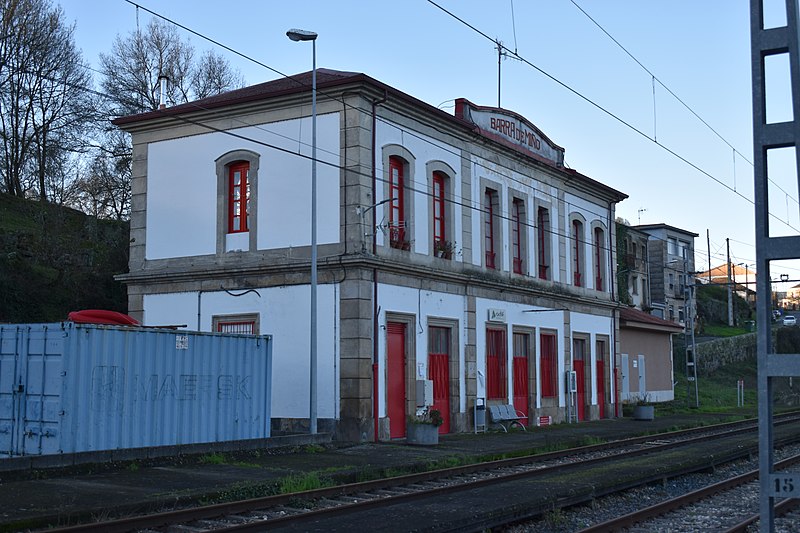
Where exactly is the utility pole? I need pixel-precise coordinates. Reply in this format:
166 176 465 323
496 39 505 108
707 229 712 283
683 249 699 408
727 238 734 326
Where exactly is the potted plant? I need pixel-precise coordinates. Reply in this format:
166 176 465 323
631 393 655 421
406 407 443 445
433 240 455 259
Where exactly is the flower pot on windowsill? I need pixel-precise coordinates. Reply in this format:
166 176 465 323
433 240 454 259
390 239 411 251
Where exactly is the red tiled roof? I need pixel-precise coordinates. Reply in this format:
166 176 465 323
113 69 368 127
619 306 683 332
112 69 628 202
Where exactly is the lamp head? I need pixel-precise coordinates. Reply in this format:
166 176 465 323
287 29 318 41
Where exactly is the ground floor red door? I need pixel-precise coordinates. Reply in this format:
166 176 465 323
574 360 585 421
428 357 450 434
387 322 406 439
596 359 605 419
512 332 530 422
512 356 528 421
428 326 450 434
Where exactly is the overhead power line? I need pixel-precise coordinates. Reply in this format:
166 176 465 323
425 0 800 232
568 0 799 208
98 1 798 274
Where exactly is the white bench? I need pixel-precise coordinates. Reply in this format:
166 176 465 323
488 404 527 432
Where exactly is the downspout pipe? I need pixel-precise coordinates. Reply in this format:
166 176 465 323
372 89 388 443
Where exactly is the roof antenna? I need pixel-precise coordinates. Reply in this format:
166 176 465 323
637 207 647 225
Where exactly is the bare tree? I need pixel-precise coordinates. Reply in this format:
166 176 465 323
94 17 244 220
100 18 243 116
72 131 131 220
191 49 245 99
0 0 94 200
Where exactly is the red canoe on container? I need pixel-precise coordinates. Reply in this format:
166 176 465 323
67 309 140 326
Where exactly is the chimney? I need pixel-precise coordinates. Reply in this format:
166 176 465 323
158 75 168 110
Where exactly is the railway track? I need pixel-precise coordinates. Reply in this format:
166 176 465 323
572 450 800 533
43 413 800 533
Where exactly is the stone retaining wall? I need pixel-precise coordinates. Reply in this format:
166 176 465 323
695 333 756 376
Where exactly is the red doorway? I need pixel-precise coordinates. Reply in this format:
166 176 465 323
573 338 587 421
387 322 407 439
596 339 607 419
596 358 605 419
512 333 529 421
428 326 450 434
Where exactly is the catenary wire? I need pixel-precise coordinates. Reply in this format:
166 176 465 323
71 1 797 275
568 0 799 207
425 0 800 230
117 0 763 235
121 0 800 249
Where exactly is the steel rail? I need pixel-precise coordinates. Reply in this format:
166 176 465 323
577 453 800 533
162 428 800 533
43 413 800 533
723 497 800 532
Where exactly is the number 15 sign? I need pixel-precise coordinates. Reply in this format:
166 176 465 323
771 473 799 497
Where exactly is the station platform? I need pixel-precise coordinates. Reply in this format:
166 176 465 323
0 412 741 530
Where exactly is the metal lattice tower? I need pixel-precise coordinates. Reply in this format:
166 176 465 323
751 1 800 530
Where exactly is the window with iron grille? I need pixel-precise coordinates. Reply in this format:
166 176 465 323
228 161 250 233
389 156 408 249
486 328 507 400
537 207 550 280
213 313 259 334
540 332 557 398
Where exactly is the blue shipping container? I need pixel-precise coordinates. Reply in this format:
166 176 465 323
0 323 272 457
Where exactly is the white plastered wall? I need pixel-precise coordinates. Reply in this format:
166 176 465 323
145 113 340 259
143 284 340 420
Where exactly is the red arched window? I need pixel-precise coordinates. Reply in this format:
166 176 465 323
389 156 407 248
572 219 583 287
228 161 250 233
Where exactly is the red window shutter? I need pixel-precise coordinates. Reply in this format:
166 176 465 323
573 220 582 287
540 333 557 398
486 328 507 400
512 199 523 274
485 190 496 269
389 156 406 247
537 207 549 280
433 172 445 246
594 227 603 291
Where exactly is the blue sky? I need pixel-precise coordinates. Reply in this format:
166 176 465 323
58 0 799 287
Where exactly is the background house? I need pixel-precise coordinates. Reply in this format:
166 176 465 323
634 223 698 325
616 221 687 402
618 307 683 402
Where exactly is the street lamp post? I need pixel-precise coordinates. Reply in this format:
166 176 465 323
287 28 318 434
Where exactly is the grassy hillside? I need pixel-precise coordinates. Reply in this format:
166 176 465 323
0 194 129 322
